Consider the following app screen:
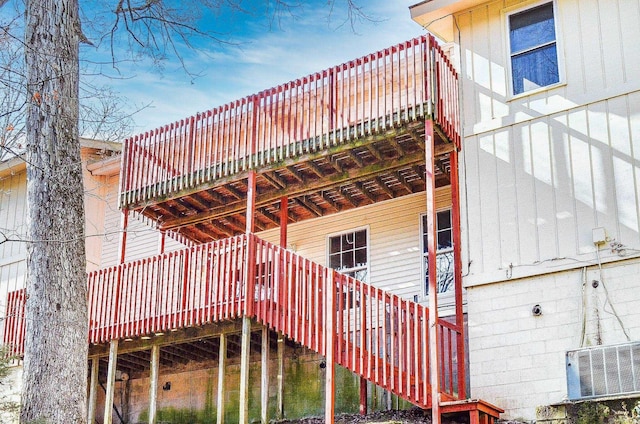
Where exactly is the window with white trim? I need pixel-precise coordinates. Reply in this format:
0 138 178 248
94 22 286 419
422 210 453 295
508 1 560 95
328 228 368 282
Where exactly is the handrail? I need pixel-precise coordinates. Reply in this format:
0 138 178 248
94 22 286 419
87 234 248 343
2 233 465 406
249 234 463 406
119 35 460 208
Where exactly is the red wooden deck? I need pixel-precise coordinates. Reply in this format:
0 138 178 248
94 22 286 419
119 35 459 209
3 233 465 408
0 36 485 421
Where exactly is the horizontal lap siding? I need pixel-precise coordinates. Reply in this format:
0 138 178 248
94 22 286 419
0 171 27 357
0 170 27 263
257 189 451 300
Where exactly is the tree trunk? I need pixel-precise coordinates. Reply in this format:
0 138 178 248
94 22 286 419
21 0 88 423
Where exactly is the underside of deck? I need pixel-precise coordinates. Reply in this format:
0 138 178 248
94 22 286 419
134 120 454 243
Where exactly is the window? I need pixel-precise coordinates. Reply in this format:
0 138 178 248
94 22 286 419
422 210 454 295
508 2 560 95
328 228 368 282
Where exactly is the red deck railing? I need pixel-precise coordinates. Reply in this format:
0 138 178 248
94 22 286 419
2 234 464 405
120 35 460 208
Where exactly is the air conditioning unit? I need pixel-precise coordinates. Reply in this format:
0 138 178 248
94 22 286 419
566 342 640 400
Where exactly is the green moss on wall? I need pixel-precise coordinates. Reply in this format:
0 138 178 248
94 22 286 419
335 365 360 414
567 398 640 424
132 347 418 423
282 355 324 419
138 406 217 424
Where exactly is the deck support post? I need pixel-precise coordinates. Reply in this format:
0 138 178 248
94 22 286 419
277 332 285 419
450 149 467 399
103 340 118 424
118 209 129 264
261 327 270 424
217 333 227 424
246 171 257 234
239 317 251 424
149 344 160 424
425 119 441 424
324 270 335 424
245 170 257 316
88 356 99 423
158 230 166 254
280 196 288 248
359 377 367 415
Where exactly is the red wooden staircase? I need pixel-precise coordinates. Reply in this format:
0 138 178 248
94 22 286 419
6 233 458 406
3 233 505 422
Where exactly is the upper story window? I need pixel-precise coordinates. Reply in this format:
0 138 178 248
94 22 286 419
328 228 368 282
422 210 454 295
508 2 560 95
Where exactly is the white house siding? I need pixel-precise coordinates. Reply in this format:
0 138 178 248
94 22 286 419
461 91 640 285
467 259 640 419
445 0 640 420
0 170 27 350
457 0 640 137
0 169 27 263
100 174 185 267
257 188 451 301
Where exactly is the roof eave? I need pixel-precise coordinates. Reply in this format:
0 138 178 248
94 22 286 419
410 0 487 41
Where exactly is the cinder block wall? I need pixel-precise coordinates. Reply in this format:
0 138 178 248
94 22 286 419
466 258 640 421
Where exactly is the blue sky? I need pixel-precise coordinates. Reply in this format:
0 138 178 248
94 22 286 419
84 1 426 135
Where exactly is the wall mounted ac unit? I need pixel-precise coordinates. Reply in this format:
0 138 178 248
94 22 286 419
566 342 640 400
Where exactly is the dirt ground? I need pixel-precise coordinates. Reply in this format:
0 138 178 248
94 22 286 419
273 408 470 423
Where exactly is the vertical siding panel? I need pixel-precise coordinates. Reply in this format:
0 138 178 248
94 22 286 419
494 128 520 267
618 0 640 84
606 96 638 244
487 1 509 118
457 11 477 134
531 119 559 259
577 0 606 94
101 174 122 266
462 135 484 274
469 6 494 123
0 170 27 260
628 91 640 247
567 107 597 253
550 112 579 257
513 123 539 265
597 0 625 90
558 0 586 95
587 102 618 235
477 133 502 271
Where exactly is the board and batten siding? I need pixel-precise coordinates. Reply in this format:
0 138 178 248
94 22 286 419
454 0 640 285
257 189 451 301
456 0 640 136
461 91 640 285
